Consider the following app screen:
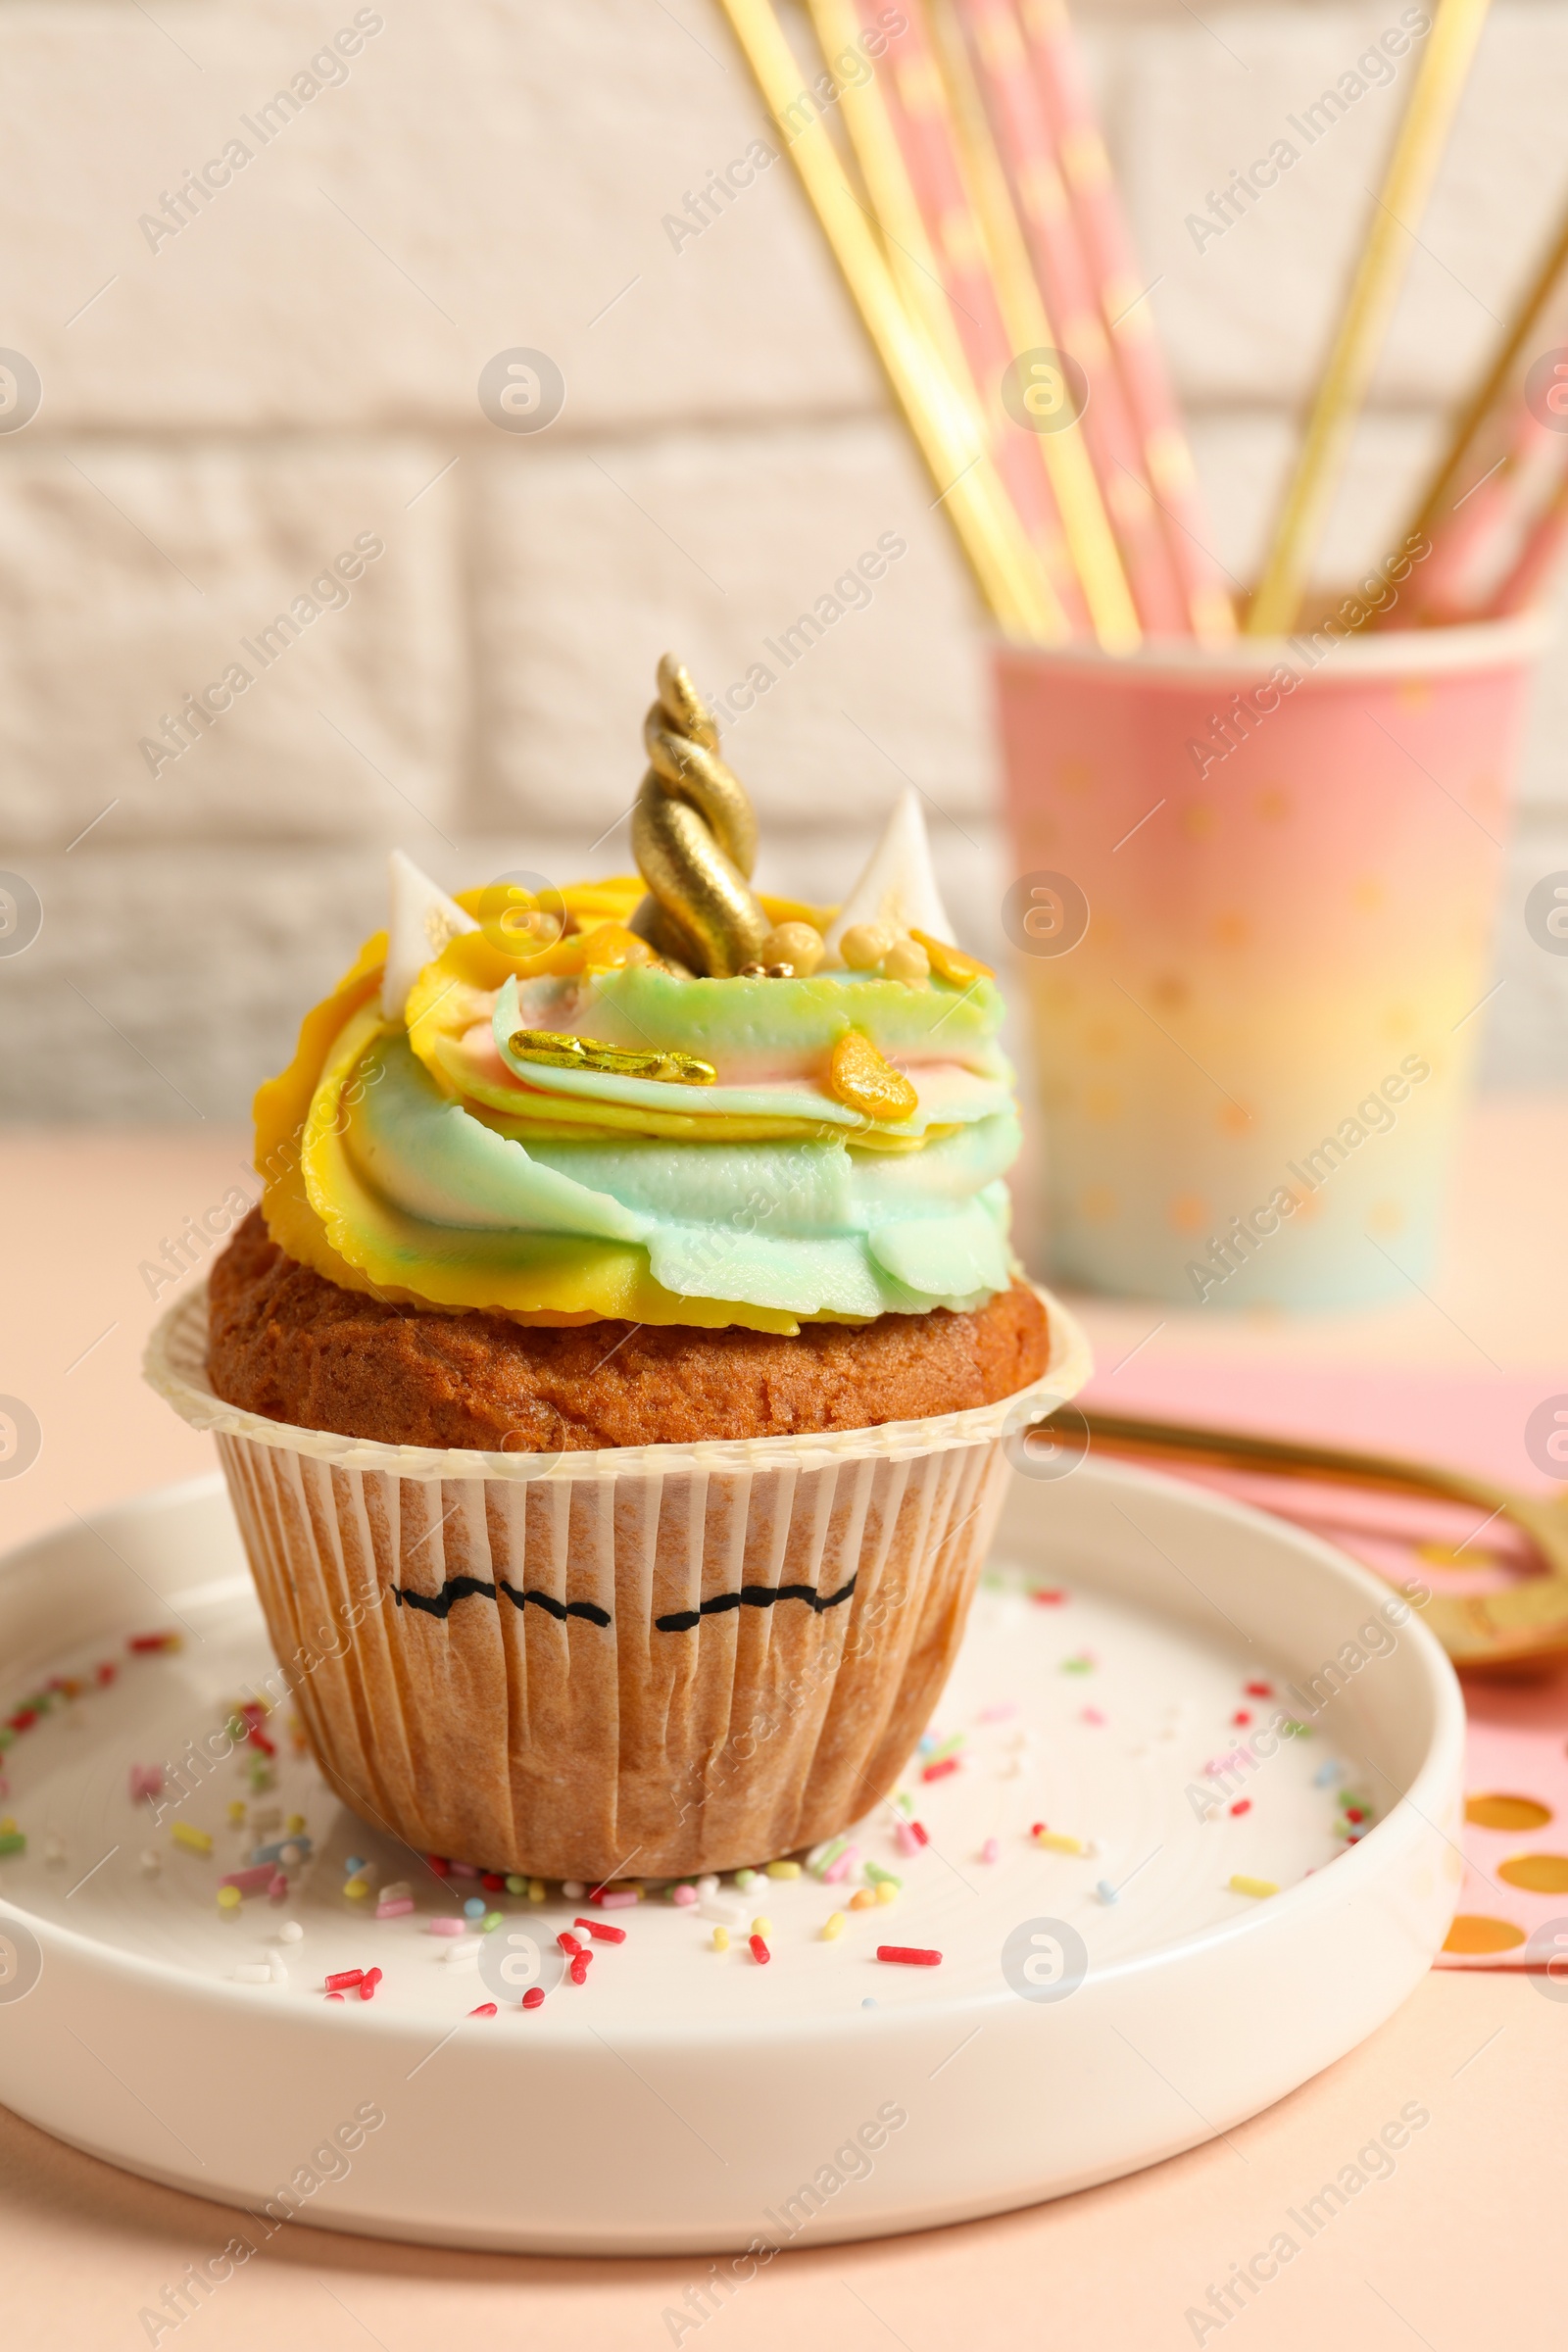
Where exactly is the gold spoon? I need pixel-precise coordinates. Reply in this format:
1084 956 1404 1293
1067 1407 1568 1676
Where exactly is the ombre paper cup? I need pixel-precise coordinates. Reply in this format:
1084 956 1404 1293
145 1286 1090 1882
995 613 1548 1308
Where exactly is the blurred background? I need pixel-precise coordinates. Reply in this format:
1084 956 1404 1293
2 0 1566 1128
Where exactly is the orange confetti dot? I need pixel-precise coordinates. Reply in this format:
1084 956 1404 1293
1465 1793 1552 1832
1443 1915 1526 1955
1496 1854 1568 1893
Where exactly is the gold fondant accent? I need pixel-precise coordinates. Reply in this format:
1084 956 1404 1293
507 1027 718 1086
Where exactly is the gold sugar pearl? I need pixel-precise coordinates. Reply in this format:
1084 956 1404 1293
881 936 930 986
826 1031 918 1123
840 921 897 971
760 921 824 976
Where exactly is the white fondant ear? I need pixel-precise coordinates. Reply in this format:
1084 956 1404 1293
823 790 956 960
380 850 478 1021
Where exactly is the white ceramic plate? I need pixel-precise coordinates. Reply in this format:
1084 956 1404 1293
0 1465 1462 2255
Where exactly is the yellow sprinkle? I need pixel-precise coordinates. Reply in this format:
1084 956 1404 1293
711 1927 730 1951
825 1031 919 1122
0 1816 16 1835
822 1912 846 1939
876 1881 899 1905
527 1879 547 1902
751 1915 772 1936
343 1877 370 1899
910 928 994 987
285 1814 306 1836
226 1800 245 1826
849 1887 877 1911
765 1859 802 1880
1229 1874 1279 1899
1036 1831 1088 1855
172 1821 213 1855
217 1886 241 1911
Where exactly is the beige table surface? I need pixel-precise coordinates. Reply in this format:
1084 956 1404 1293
2 1109 1565 2350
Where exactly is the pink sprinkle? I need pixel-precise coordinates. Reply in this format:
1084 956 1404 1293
325 1990 344 2002
877 1945 941 1966
219 1864 274 1894
469 2002 497 2017
521 1987 545 2009
921 1757 959 1784
376 1897 415 1919
129 1764 164 1801
598 1889 638 1909
895 1820 921 1857
671 1885 698 1906
980 1837 1000 1864
1230 1800 1251 1817
1232 1710 1251 1727
1080 1707 1106 1727
1031 1589 1067 1605
575 1917 627 1943
449 1861 479 1880
427 1917 467 1937
822 1843 858 1885
979 1702 1017 1723
268 1873 289 1901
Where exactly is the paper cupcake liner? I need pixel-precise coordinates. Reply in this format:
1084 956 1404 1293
145 1284 1091 1879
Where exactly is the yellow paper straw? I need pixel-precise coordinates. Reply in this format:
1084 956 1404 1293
921 0 1140 652
1247 0 1493 636
1405 194 1568 545
715 0 1067 646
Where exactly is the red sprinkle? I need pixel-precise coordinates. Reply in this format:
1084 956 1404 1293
558 1932 582 1956
481 1872 506 1892
921 1757 959 1784
569 1954 590 1984
95 1661 118 1686
358 1967 383 2001
1029 1821 1047 1838
749 1934 770 1965
1346 1806 1365 1824
325 1969 365 1992
1031 1589 1067 1605
909 1820 930 1847
247 1727 276 1756
127 1633 177 1653
521 1987 545 2009
1231 1710 1251 1727
877 1945 942 1967
1244 1681 1273 1697
469 2002 498 2017
325 1991 345 2002
7 1710 37 1733
1230 1800 1251 1817
426 1853 451 1877
575 1917 627 1943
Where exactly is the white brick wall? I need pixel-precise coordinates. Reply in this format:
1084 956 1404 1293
1 0 1565 1120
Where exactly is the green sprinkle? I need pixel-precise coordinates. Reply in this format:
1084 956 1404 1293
1280 1720 1310 1738
926 1734 965 1762
481 1910 504 1932
735 1868 758 1890
1060 1654 1094 1675
0 1730 14 1750
810 1837 849 1878
893 1791 913 1816
505 1875 526 1895
864 1861 903 1887
0 1832 27 1856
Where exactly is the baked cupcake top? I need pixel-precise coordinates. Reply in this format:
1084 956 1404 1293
255 659 1021 1336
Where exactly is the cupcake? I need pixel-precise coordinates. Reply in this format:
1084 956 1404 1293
146 658 1089 1880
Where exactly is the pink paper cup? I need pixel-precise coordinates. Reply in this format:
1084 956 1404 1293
995 613 1548 1308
